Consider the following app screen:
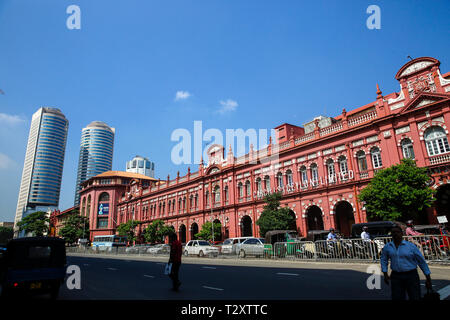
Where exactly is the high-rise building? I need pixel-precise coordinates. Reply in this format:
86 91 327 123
14 107 69 236
126 155 155 178
74 121 115 206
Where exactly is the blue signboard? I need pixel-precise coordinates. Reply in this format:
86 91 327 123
98 203 109 215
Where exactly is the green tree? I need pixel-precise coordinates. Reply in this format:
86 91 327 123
16 211 50 236
143 219 174 243
0 226 13 244
256 192 295 237
195 221 222 241
58 214 89 244
358 158 435 221
116 220 141 245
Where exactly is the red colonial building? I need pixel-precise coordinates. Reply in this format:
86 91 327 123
78 171 158 241
82 57 450 243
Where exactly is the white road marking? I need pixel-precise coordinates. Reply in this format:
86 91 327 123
438 285 450 300
202 286 224 291
276 273 299 276
107 268 118 271
144 275 155 278
202 266 217 269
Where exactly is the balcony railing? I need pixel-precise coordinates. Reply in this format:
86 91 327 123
348 110 377 127
429 153 450 165
320 122 343 137
295 132 315 145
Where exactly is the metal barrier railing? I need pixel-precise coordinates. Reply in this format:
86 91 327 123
65 235 450 263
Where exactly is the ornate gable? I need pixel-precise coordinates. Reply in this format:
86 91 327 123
399 92 449 114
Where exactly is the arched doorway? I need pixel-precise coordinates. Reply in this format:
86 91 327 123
435 184 450 222
306 206 324 231
288 210 297 232
241 215 252 237
213 219 222 241
190 223 199 240
179 224 187 243
334 201 355 237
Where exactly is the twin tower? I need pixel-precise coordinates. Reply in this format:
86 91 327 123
14 108 115 235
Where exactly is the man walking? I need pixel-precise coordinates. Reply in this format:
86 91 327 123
380 225 432 300
169 233 182 291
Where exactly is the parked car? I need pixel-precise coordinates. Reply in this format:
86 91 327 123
0 237 66 299
238 238 265 258
125 244 153 254
146 244 170 254
184 240 219 257
220 237 253 255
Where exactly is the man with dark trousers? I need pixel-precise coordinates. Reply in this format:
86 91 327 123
168 233 182 291
380 225 432 300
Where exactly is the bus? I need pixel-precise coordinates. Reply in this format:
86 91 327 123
92 235 127 251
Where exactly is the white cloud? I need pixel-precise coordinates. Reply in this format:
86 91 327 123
174 91 191 101
0 153 16 170
0 113 26 125
218 99 238 114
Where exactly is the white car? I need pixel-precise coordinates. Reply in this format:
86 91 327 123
184 240 219 257
147 244 170 254
220 237 253 255
238 238 265 258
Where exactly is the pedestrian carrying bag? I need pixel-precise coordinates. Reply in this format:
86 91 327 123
164 263 172 275
422 288 440 301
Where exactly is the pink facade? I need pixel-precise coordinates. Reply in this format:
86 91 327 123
85 57 450 242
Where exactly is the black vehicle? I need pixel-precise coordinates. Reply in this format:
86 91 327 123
350 221 406 239
306 230 340 242
0 237 67 299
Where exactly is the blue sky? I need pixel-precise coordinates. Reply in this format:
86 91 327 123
0 0 449 222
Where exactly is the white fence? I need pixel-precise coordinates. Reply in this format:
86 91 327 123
66 235 450 263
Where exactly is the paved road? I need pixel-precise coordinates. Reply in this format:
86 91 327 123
56 254 450 300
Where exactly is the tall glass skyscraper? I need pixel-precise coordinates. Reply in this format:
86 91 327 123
14 107 69 235
74 121 115 206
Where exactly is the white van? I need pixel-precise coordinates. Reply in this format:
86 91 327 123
220 237 253 254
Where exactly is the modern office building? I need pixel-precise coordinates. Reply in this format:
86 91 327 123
14 107 69 236
74 121 115 206
126 155 155 178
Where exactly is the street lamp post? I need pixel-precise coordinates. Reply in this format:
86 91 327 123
211 190 214 243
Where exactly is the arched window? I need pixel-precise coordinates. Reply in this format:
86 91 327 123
310 163 319 183
326 159 336 182
256 178 262 192
86 195 91 217
238 183 243 198
401 138 415 159
356 151 368 172
81 197 86 216
214 185 221 203
371 147 382 169
286 170 293 186
424 126 450 156
224 187 228 203
338 156 348 174
276 172 284 188
99 192 109 202
205 191 210 205
183 197 186 210
300 166 308 185
245 180 251 197
189 195 194 209
264 176 271 191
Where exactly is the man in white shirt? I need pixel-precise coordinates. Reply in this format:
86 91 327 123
361 226 371 240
